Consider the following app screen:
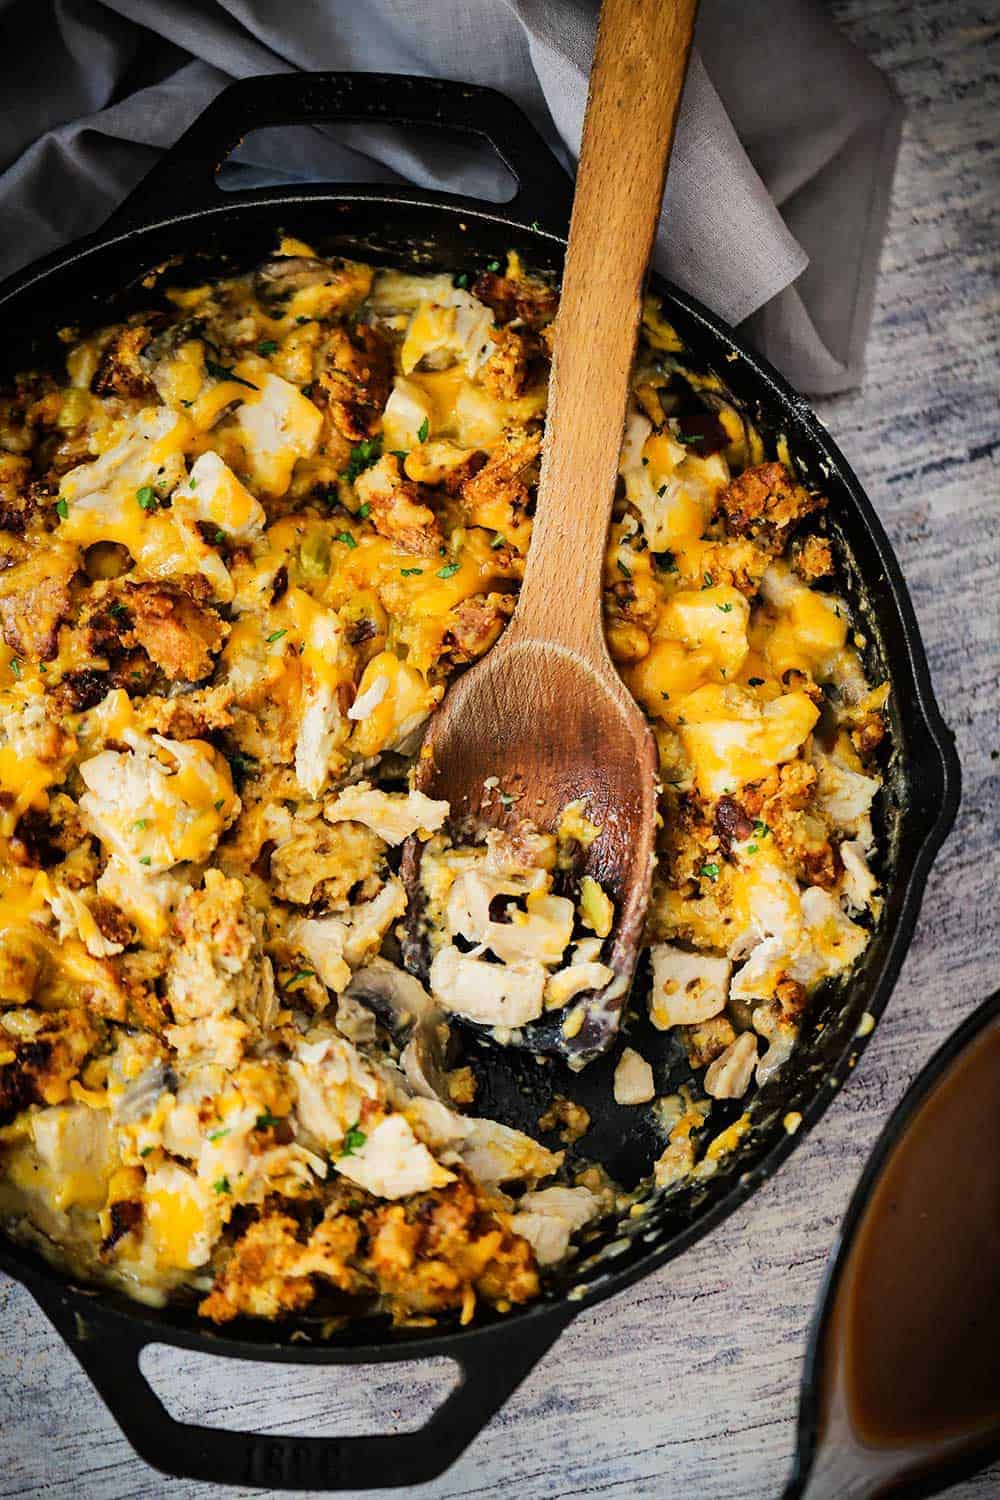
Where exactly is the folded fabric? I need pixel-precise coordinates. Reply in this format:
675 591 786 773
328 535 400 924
0 0 902 394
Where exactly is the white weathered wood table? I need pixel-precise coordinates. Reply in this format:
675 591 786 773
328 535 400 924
2 2 997 1495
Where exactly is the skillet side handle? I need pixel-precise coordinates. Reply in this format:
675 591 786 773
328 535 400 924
32 1286 569 1490
103 71 573 236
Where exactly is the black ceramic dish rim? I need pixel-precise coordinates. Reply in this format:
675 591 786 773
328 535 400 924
786 989 1000 1500
0 71 963 1487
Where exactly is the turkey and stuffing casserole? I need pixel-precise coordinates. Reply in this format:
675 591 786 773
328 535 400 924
0 241 887 1325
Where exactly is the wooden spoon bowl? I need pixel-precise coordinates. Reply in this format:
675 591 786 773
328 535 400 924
403 0 698 1066
402 631 659 1066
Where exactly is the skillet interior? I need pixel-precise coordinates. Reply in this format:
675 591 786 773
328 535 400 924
0 195 958 1361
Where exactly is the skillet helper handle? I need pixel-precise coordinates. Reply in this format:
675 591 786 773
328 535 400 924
33 1285 568 1490
104 70 574 235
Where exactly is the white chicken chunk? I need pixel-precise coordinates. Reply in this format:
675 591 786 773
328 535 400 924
839 839 878 913
458 1117 563 1186
814 754 879 834
58 407 186 510
289 1032 381 1154
399 287 495 378
31 1104 113 1211
173 450 266 540
334 1113 455 1199
544 958 615 1011
288 877 407 992
704 1031 758 1099
613 1046 656 1105
445 870 574 967
509 1185 603 1267
325 784 449 845
287 914 351 993
45 882 123 958
294 598 350 798
731 886 868 1003
429 944 547 1027
649 945 731 1029
79 727 236 874
381 377 435 452
233 374 322 496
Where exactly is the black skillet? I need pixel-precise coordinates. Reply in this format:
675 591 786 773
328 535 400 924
0 72 961 1490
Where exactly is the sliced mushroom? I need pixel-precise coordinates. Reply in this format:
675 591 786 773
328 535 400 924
116 1060 178 1123
344 958 451 1101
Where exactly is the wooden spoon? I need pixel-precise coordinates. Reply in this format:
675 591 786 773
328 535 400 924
403 0 699 1067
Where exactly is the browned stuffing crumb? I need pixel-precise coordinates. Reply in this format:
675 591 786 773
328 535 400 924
716 461 823 552
354 453 443 555
0 546 77 660
199 1174 539 1325
791 533 834 582
440 592 515 665
459 430 540 549
471 270 557 330
0 1007 99 1126
538 1095 591 1145
123 577 228 681
681 1016 737 1070
91 320 163 401
319 324 392 441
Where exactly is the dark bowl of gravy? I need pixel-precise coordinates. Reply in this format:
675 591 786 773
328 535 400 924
788 990 1000 1500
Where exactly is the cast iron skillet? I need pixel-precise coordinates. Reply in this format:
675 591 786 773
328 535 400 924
0 72 960 1491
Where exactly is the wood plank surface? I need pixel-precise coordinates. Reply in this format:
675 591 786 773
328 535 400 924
2 1 997 1495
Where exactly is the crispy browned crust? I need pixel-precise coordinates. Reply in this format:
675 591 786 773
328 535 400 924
439 592 515 666
270 818 385 908
743 761 838 890
318 324 392 442
9 795 88 871
354 453 443 555
658 792 719 891
774 974 808 1020
471 270 557 330
0 453 35 534
480 326 545 402
0 547 77 660
790 533 834 582
459 429 540 548
199 1172 540 1326
714 795 754 852
851 710 887 756
122 577 228 682
681 1016 737 1070
0 1007 99 1126
91 321 162 401
99 1198 143 1259
145 684 235 740
198 1213 323 1323
537 1095 591 1145
716 462 823 552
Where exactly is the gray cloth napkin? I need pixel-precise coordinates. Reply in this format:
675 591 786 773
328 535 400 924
0 0 902 395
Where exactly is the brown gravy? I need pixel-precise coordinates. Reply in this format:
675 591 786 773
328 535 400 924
807 1016 1000 1496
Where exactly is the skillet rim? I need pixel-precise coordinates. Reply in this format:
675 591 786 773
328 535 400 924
0 194 961 1364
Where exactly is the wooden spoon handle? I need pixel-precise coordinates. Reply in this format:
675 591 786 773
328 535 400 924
510 0 698 657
